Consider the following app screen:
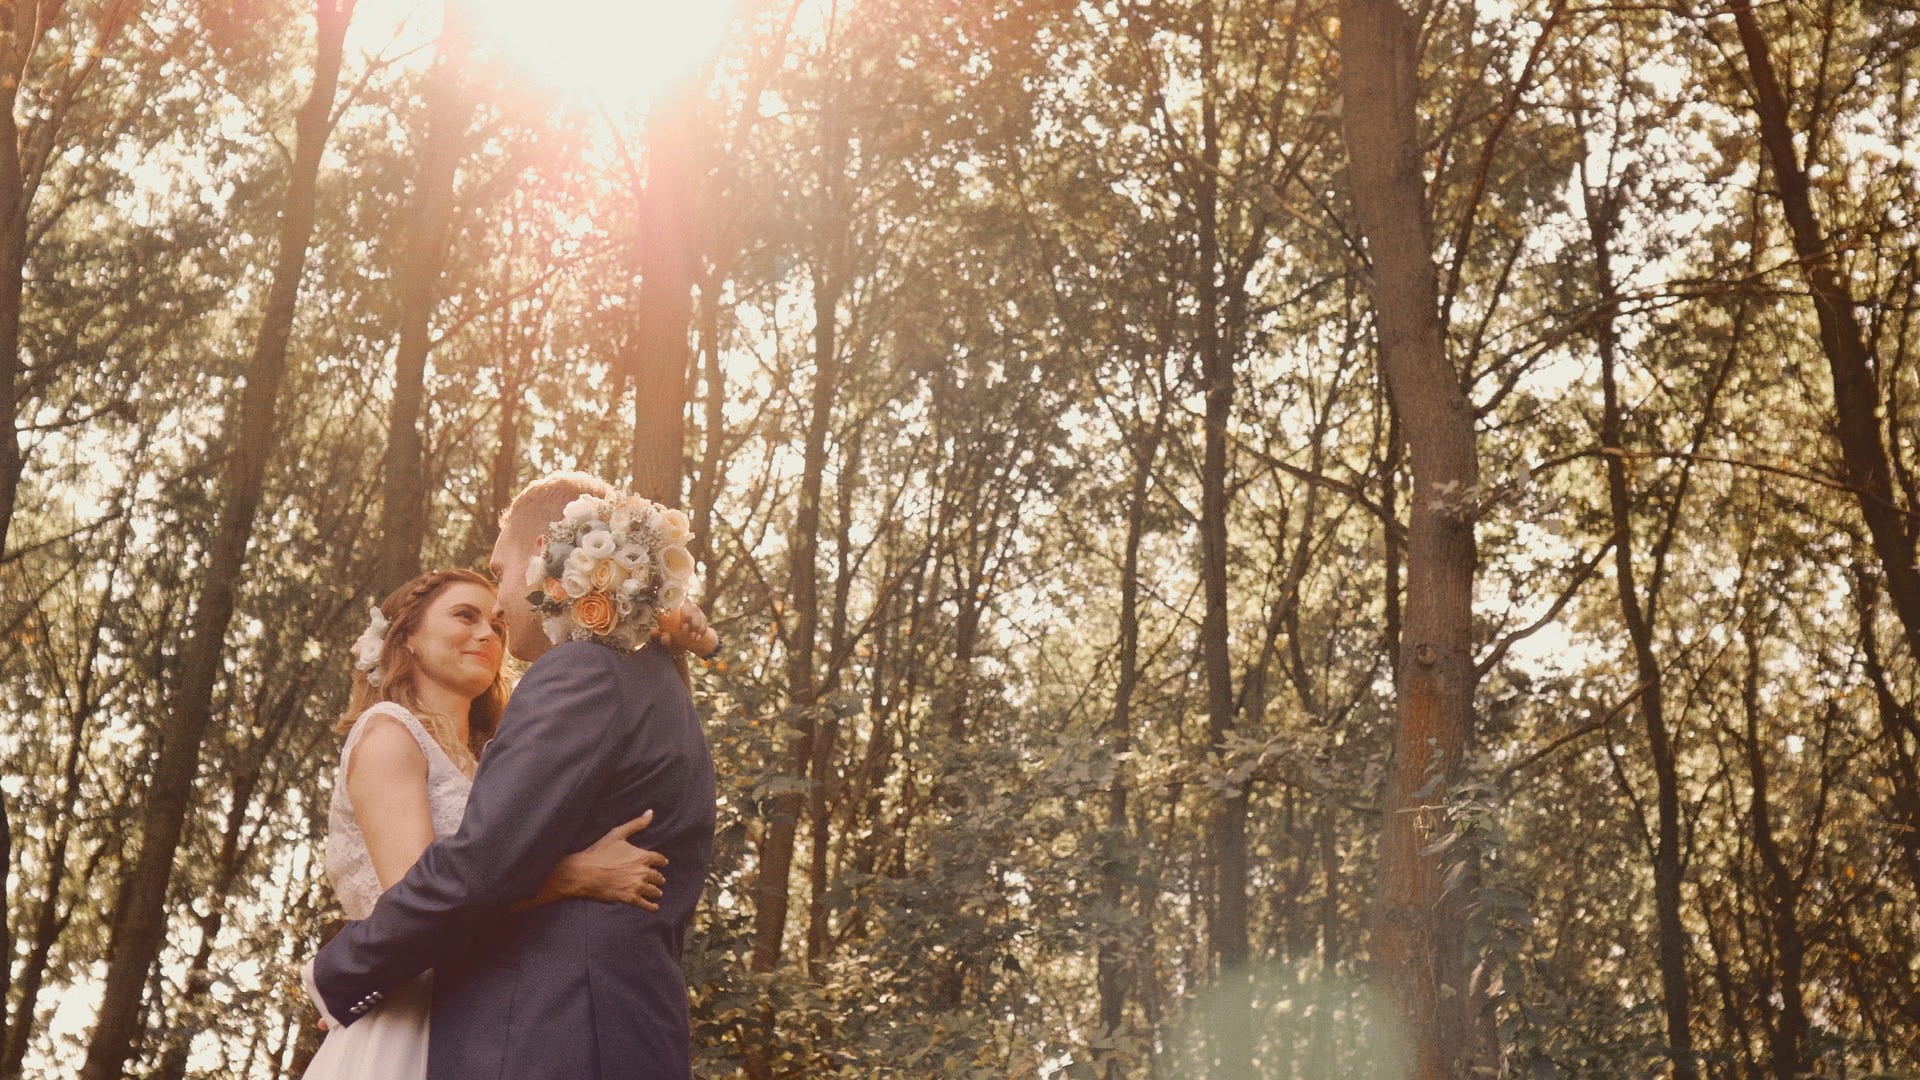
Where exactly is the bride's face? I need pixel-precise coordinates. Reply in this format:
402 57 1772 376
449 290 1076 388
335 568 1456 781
490 525 548 662
409 582 506 700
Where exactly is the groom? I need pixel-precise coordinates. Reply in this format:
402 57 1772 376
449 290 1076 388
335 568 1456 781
310 472 717 1079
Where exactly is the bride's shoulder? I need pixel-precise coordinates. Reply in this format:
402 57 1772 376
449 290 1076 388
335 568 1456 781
344 701 422 739
341 703 432 768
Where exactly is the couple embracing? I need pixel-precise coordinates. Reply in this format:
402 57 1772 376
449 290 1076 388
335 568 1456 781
300 471 720 1080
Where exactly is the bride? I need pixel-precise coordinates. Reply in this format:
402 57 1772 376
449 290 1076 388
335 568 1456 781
299 567 712 1079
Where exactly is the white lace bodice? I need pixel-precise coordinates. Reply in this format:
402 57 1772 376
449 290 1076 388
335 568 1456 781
324 703 473 919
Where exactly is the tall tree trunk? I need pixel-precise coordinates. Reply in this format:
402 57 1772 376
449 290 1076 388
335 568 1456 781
153 761 260 1080
1306 805 1341 1075
1726 0 1920 661
78 5 353 1075
379 1 470 588
1337 2 1482 1077
0 0 134 554
690 267 725 577
745 92 848 1080
1190 9 1250 1073
1739 629 1811 1080
1098 408 1163 1078
483 209 532 530
0 20 24 558
1588 175 1698 1079
1854 563 1920 889
0 790 9 1078
487 342 525 529
3 597 112 1076
804 439 862 973
629 83 701 507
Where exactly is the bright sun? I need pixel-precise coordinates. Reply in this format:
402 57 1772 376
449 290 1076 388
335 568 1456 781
466 0 734 107
358 0 736 110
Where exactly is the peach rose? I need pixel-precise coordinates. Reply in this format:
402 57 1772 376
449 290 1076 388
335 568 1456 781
590 561 620 592
544 579 570 603
574 591 619 635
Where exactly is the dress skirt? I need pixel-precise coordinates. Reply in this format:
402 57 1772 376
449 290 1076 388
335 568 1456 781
300 973 433 1080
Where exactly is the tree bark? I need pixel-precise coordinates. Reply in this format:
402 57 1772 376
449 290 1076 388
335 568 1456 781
1739 629 1811 1080
1726 0 1920 662
487 332 525 534
1098 407 1163 1077
379 1 471 589
690 267 725 576
153 761 261 1080
629 82 701 507
0 11 26 559
3 598 113 1077
1589 175 1698 1080
0 0 135 555
1188 9 1251 1072
1337 2 1482 1076
1854 562 1920 890
745 88 848 1080
0 789 9 1078
78 5 354 1075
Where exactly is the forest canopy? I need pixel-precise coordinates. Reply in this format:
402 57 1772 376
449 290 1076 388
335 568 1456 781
3 0 1918 1077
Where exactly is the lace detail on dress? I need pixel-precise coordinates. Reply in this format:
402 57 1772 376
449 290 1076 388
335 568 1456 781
324 703 473 920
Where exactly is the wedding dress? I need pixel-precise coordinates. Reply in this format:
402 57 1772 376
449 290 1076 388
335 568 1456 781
301 703 471 1080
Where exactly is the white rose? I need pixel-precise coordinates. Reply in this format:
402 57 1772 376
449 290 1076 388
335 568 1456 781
565 548 597 576
562 495 601 523
352 634 383 669
658 508 692 545
609 507 636 533
660 544 695 581
579 530 618 559
615 545 648 570
591 560 624 591
561 570 593 598
525 553 548 587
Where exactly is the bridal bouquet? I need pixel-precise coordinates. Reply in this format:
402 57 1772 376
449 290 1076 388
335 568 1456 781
526 492 697 650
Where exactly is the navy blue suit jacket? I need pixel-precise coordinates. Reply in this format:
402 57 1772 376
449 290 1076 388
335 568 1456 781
312 642 715 1080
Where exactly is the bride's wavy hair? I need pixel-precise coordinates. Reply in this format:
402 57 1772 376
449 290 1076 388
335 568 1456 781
335 568 509 774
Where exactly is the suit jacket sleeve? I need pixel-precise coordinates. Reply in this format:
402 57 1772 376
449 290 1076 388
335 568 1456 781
310 642 627 1026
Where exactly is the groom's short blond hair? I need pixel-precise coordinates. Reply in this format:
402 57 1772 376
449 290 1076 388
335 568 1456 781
500 471 613 544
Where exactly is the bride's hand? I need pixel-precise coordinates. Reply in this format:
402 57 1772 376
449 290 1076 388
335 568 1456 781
654 602 719 658
534 811 669 911
300 956 340 1031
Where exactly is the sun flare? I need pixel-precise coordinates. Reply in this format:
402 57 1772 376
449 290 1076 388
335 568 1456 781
360 0 736 110
468 0 733 106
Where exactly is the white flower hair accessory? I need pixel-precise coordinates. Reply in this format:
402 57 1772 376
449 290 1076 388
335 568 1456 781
528 492 698 650
351 605 390 688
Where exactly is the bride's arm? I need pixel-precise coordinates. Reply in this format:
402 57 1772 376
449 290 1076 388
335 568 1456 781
306 716 433 1029
655 601 718 657
516 811 668 911
346 717 436 892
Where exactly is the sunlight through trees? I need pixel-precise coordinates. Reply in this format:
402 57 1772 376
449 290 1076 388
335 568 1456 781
3 1 1919 1077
